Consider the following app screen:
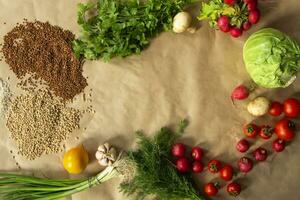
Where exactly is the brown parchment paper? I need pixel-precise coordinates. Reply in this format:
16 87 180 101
1 0 300 200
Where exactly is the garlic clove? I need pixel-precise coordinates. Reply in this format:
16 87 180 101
98 145 106 153
98 158 109 166
109 148 117 160
95 151 104 160
103 143 110 151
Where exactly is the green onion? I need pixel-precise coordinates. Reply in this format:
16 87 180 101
0 166 118 200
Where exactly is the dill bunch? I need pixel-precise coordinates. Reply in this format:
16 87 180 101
0 120 205 200
120 120 204 200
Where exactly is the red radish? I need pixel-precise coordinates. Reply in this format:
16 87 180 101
253 147 268 161
217 16 231 32
227 182 241 197
224 0 236 6
248 10 260 24
242 21 252 31
231 85 249 101
247 0 257 11
192 161 204 173
191 147 203 161
236 139 250 153
237 157 253 173
230 27 243 38
272 138 286 152
171 143 186 158
176 157 190 173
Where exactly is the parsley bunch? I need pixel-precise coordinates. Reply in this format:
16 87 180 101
72 0 193 61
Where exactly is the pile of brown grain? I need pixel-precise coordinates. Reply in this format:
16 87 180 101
6 89 81 160
2 21 87 101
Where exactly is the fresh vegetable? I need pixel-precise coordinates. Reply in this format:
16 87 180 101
247 0 257 11
253 147 268 161
283 98 300 118
259 125 274 140
272 138 286 152
243 28 300 88
269 101 283 116
204 182 219 196
227 182 241 197
224 0 236 6
220 165 234 181
63 145 89 174
0 121 205 200
173 12 193 33
198 0 260 37
172 143 186 158
243 21 252 30
176 157 191 173
247 97 270 116
230 27 243 38
275 119 296 141
96 143 118 166
243 123 260 138
208 159 222 173
191 147 203 161
248 10 260 24
218 16 231 32
238 157 253 173
236 139 250 153
192 161 204 173
231 84 249 101
73 0 194 61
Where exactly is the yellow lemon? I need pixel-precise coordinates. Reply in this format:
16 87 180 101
63 145 89 174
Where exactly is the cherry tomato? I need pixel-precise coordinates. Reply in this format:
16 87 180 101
243 123 260 138
259 125 274 140
220 165 234 181
204 182 219 196
208 159 222 174
283 98 300 118
227 182 241 197
275 119 296 141
269 101 283 117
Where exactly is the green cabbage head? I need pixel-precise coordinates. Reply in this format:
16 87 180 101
243 28 300 88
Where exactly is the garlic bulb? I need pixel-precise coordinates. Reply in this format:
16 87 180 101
95 143 118 166
173 12 193 33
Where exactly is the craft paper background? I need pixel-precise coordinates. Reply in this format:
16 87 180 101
0 0 300 199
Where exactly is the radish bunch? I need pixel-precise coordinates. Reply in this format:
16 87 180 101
215 0 260 38
217 0 260 38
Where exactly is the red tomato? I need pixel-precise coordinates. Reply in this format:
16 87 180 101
227 182 241 197
275 119 296 141
259 125 274 140
283 98 300 118
208 160 222 174
220 165 234 181
269 101 283 116
243 123 260 138
204 183 219 196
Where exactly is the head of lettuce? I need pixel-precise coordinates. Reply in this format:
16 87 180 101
243 28 300 88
